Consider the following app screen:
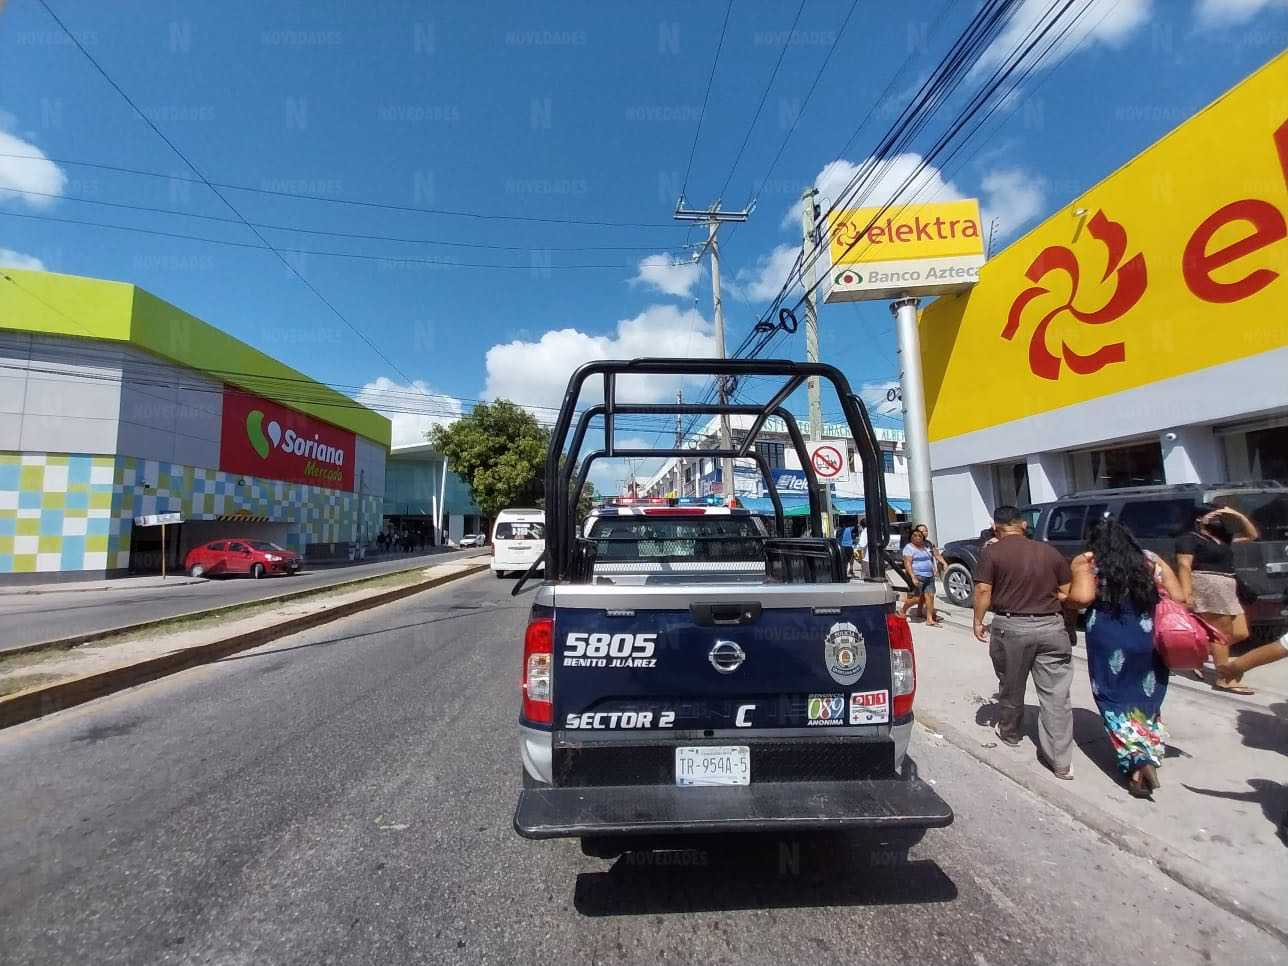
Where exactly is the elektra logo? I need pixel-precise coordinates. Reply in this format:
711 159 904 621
1001 209 1147 381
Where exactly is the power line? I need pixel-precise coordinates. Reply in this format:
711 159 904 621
0 209 646 270
716 0 808 203
0 187 691 254
0 153 688 231
680 0 734 200
36 0 416 383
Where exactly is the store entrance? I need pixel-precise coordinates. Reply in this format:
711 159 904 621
128 524 184 575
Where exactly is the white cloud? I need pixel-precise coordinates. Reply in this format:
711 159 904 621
0 248 46 271
975 0 1151 75
980 167 1047 244
0 123 67 207
355 376 464 448
784 153 966 229
630 253 703 298
728 243 802 302
1195 0 1288 26
483 303 716 411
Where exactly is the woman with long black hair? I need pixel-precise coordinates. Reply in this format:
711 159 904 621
1067 518 1185 798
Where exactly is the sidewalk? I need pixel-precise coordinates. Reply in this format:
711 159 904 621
912 602 1288 940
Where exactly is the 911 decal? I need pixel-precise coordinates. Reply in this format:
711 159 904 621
850 689 890 725
563 632 657 668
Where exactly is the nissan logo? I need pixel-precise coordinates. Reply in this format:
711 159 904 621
708 640 746 674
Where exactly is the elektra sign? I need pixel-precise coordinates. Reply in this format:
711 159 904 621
219 387 356 491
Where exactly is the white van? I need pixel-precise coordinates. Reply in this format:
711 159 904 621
491 508 546 577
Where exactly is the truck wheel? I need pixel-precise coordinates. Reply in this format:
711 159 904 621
495 570 506 579
944 563 973 607
250 563 266 579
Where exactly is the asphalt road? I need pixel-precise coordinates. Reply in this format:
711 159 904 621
0 573 1282 965
0 548 488 652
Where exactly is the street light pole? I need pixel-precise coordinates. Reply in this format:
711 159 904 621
892 296 938 540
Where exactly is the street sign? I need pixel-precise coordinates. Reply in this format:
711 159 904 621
807 442 849 483
134 513 182 527
823 200 986 303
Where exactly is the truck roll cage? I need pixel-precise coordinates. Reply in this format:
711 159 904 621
542 358 892 583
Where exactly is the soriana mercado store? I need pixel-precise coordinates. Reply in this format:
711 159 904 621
0 269 390 582
920 51 1288 541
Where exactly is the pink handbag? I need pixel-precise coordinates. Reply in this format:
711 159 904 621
1153 590 1215 670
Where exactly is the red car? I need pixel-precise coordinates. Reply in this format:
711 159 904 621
184 538 301 579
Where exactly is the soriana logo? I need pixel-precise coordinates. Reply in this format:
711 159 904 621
219 387 356 491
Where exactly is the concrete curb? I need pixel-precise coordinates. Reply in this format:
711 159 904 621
1 553 489 660
0 563 489 730
915 711 1288 946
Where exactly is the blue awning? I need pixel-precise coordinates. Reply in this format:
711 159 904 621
739 496 911 516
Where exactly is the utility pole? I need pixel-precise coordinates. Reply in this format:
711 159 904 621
674 199 751 501
892 296 937 541
800 187 832 537
674 388 684 497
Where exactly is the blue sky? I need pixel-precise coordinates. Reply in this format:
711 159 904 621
2 0 1286 489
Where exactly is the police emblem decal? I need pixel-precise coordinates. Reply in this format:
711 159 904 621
824 621 866 686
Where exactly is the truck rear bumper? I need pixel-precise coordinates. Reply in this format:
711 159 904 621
514 775 952 839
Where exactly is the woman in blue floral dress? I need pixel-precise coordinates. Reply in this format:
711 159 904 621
1067 519 1186 798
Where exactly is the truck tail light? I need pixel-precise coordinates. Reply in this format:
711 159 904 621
522 616 554 724
887 612 916 718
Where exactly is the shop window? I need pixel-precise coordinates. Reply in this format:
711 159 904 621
882 450 895 474
992 460 1031 507
755 441 786 470
1119 499 1194 539
1069 440 1164 491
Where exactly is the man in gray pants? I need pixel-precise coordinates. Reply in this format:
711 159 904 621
972 505 1075 779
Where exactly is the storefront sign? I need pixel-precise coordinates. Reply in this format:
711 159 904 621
825 199 986 302
920 52 1288 443
219 386 356 491
134 513 182 527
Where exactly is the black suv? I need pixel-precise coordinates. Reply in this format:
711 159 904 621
938 482 1288 644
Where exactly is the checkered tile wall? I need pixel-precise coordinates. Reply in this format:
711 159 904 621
0 451 383 576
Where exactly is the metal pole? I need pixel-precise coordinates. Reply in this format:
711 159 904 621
708 219 735 498
801 188 832 537
161 523 167 580
891 296 937 541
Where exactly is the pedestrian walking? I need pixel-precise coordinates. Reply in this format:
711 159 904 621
972 505 1075 779
1176 505 1259 694
901 526 944 626
854 516 868 575
838 521 855 579
1066 518 1185 798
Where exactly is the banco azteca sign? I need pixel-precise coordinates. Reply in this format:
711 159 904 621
219 387 356 491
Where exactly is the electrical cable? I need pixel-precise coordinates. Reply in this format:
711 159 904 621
680 0 735 201
716 0 808 203
36 0 419 383
0 154 688 231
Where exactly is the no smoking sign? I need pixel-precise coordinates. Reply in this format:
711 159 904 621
807 442 849 483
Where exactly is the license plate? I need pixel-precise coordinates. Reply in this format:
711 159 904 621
675 746 750 786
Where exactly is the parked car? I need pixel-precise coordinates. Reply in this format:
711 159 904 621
458 533 486 548
184 539 301 579
938 482 1288 643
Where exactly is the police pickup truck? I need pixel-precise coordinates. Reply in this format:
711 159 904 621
513 358 952 851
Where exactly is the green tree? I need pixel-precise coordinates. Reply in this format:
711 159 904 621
429 401 549 521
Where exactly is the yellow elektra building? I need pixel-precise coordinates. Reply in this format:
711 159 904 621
919 49 1288 539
